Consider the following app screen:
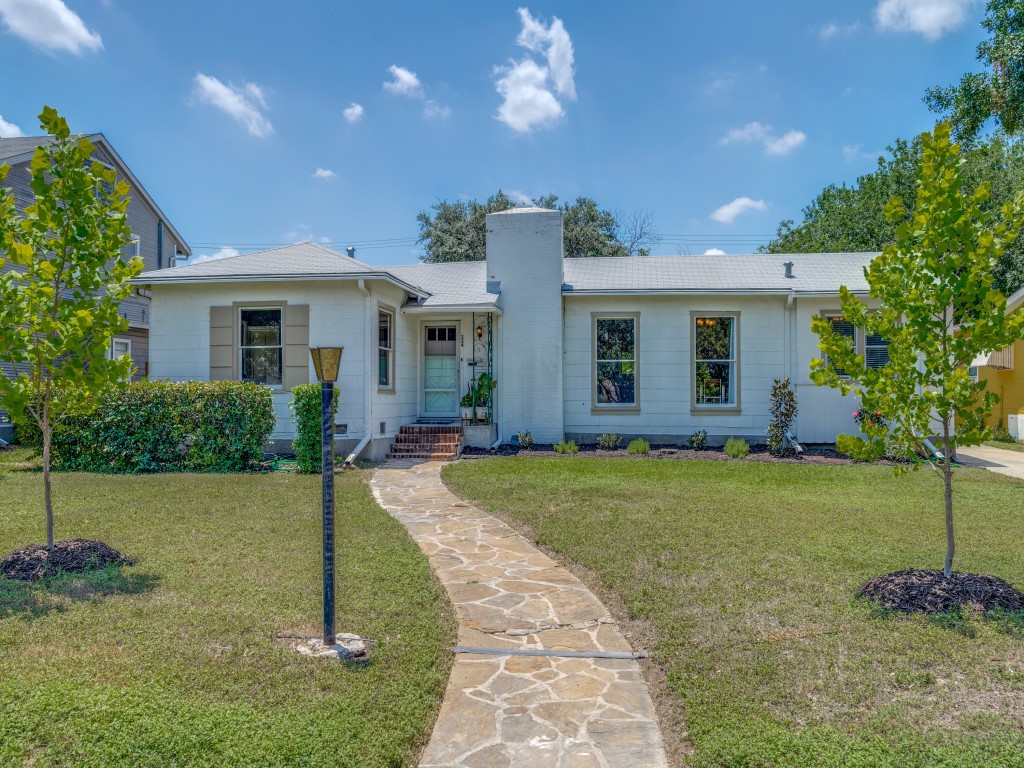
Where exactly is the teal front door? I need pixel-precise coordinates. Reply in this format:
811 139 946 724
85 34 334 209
423 325 459 417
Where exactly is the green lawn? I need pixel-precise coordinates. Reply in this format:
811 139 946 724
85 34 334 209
444 458 1024 768
0 461 456 767
985 440 1024 453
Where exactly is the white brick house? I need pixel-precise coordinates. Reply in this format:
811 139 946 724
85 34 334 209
138 207 879 458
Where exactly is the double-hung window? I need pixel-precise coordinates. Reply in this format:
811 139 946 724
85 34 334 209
239 308 283 386
824 314 889 373
692 314 739 409
378 308 394 390
594 315 638 408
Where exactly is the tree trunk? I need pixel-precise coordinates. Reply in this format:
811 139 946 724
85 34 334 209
942 420 954 578
43 425 54 551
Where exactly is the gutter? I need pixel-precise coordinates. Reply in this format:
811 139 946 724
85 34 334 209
403 304 504 315
358 278 373 462
135 271 430 298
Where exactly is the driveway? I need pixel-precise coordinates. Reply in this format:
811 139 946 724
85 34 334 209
956 444 1024 480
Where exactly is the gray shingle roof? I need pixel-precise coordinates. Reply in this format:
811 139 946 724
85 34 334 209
0 136 54 162
139 247 877 305
562 253 875 294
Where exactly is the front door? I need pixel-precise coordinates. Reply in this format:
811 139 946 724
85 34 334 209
423 325 459 418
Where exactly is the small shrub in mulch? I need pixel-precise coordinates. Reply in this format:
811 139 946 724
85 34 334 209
0 539 133 581
859 568 1024 615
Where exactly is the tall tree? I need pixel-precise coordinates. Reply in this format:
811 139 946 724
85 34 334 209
766 134 1024 294
811 123 1024 577
924 0 1024 147
417 191 655 261
0 106 143 550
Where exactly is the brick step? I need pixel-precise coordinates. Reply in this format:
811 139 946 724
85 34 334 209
388 444 460 455
399 425 463 436
393 434 461 446
386 451 456 461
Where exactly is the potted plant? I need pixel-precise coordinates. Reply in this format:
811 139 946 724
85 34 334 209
460 388 475 422
474 374 496 423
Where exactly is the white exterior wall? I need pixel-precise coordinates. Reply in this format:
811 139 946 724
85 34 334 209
149 280 401 443
486 210 564 443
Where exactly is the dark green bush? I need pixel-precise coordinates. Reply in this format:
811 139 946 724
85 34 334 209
553 439 579 454
19 381 275 473
689 429 708 451
290 383 340 473
597 433 620 450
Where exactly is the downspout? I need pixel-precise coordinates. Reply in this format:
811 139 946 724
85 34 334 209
349 278 373 465
157 220 164 270
785 290 800 451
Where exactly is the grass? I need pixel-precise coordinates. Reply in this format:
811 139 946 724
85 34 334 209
444 457 1024 768
984 440 1024 453
0 462 456 767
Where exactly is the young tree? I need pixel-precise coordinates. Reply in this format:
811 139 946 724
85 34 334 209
811 123 1024 578
0 106 143 550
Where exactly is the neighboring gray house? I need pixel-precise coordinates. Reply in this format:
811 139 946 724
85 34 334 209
0 134 191 379
138 207 883 460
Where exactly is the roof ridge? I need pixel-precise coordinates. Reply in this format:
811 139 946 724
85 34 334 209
304 241 376 269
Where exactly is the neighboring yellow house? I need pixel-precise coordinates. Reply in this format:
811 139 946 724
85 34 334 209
974 286 1024 437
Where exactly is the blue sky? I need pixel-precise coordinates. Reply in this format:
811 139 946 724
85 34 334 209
0 0 991 264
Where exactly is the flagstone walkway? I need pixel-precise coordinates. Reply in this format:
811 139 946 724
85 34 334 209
371 459 668 768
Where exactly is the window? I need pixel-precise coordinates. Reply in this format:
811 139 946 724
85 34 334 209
239 308 282 386
824 314 889 373
594 316 637 407
123 232 140 260
378 308 394 389
693 315 738 407
108 338 132 379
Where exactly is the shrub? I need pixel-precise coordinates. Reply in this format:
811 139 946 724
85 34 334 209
991 423 1017 443
290 384 341 473
767 377 798 456
852 404 888 430
724 437 750 459
553 439 579 454
626 438 650 455
689 429 708 451
516 431 534 450
837 433 887 462
597 433 620 450
20 381 275 473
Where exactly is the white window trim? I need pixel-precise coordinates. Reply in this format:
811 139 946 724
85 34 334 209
238 306 284 390
591 313 640 413
378 305 396 392
108 337 131 360
690 311 741 413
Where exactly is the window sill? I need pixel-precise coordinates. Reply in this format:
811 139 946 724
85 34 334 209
377 387 396 395
591 405 641 415
690 406 742 415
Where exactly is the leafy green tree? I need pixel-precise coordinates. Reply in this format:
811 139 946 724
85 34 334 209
924 0 1024 146
767 133 1024 294
0 106 143 550
811 123 1024 577
417 191 657 261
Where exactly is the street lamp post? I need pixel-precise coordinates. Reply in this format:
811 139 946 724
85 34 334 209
309 346 343 645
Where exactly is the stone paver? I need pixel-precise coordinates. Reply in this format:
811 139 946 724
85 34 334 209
371 459 669 768
957 445 1024 480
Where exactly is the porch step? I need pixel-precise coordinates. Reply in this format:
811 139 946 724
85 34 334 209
387 425 463 461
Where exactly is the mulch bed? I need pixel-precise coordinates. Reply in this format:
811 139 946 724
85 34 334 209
0 538 133 581
859 569 1024 614
462 443 890 466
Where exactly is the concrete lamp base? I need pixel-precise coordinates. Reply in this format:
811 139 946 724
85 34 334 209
294 633 369 661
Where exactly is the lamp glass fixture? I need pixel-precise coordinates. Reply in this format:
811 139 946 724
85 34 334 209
309 346 344 383
475 325 484 339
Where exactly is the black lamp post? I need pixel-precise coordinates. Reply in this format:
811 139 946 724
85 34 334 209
310 346 343 645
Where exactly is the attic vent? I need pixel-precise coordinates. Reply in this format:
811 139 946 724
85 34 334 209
346 246 356 259
784 261 794 279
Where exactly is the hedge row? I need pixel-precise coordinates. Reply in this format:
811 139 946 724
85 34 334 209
289 383 340 473
18 381 275 473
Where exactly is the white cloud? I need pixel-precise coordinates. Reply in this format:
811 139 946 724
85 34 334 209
494 7 576 133
186 246 239 265
721 121 806 156
875 0 973 40
312 168 336 180
0 114 24 137
343 102 364 123
707 75 737 94
710 197 767 224
507 189 534 205
423 99 450 119
703 248 727 255
0 0 102 55
192 73 273 137
383 65 423 98
819 20 862 39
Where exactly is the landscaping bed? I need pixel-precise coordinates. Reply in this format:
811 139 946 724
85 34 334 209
0 538 132 581
463 442 887 465
444 457 1024 768
0 466 456 767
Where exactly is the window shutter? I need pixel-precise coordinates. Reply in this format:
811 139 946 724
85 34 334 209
210 306 234 381
284 304 310 391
